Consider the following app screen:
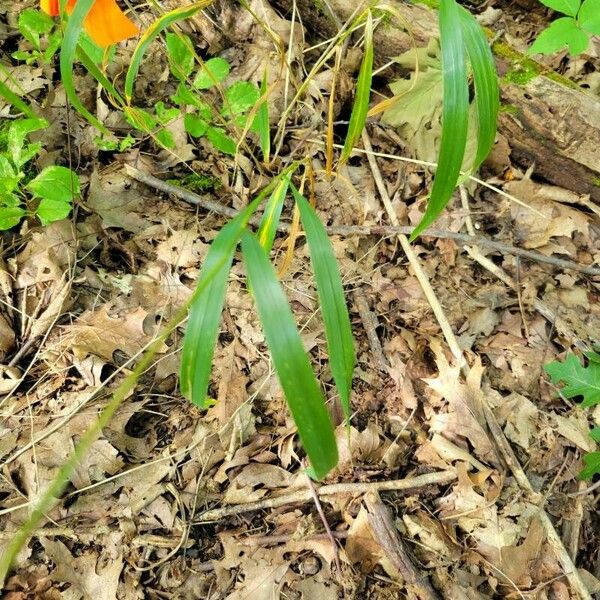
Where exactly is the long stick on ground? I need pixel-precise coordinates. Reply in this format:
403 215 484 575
193 470 457 523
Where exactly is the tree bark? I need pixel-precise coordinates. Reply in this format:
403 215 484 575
273 0 600 201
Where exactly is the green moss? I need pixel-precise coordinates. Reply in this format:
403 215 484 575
593 177 600 188
410 0 439 9
499 103 519 115
493 40 580 90
167 173 222 194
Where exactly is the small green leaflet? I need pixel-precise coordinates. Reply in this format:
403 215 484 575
545 353 600 407
529 17 589 55
578 0 600 34
538 0 580 17
27 165 80 225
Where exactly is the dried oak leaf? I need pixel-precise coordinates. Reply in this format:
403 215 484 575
42 539 122 600
53 304 165 361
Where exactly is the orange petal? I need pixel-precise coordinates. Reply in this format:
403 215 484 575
84 0 139 47
40 0 60 16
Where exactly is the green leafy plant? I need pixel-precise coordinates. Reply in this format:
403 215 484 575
545 351 600 479
179 174 355 479
379 0 499 239
11 9 62 65
0 118 79 230
530 0 600 55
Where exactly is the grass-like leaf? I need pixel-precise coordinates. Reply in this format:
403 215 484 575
340 11 373 165
292 185 355 422
0 78 38 119
60 0 110 134
257 174 290 253
458 6 499 169
241 231 338 479
256 69 271 162
410 0 468 240
180 195 263 407
125 1 212 103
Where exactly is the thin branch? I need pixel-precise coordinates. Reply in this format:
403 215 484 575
193 470 457 523
125 165 600 278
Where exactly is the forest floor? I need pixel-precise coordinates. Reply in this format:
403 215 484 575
1 0 600 598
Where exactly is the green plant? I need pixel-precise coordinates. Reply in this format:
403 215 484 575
11 9 62 65
529 0 600 55
545 351 600 479
0 118 80 230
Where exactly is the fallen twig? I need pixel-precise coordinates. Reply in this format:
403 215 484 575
365 491 440 600
124 164 600 277
193 470 457 523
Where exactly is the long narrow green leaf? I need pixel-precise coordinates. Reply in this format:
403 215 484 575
257 174 290 253
410 0 468 240
60 0 110 134
256 69 271 162
340 11 373 165
241 231 338 479
76 46 125 105
292 186 355 423
180 195 262 406
0 79 38 119
458 6 499 169
125 1 211 103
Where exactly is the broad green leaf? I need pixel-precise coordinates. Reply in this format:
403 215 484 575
125 1 211 102
292 186 355 422
180 195 265 406
172 83 213 116
166 32 195 81
207 126 236 155
222 81 260 117
538 0 581 16
36 197 72 225
590 427 600 442
340 12 373 165
27 165 80 205
0 205 26 230
18 9 54 50
529 17 589 55
257 174 290 253
0 156 20 195
60 0 110 134
579 0 600 34
545 353 600 407
458 6 499 169
184 113 209 137
241 230 338 479
193 57 230 89
580 452 600 480
0 79 39 119
8 118 47 168
155 101 180 125
410 0 468 240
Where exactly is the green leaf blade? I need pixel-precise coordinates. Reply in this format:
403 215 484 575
292 186 355 423
241 231 338 479
180 196 264 407
410 0 469 240
458 6 499 169
340 12 373 164
257 175 290 253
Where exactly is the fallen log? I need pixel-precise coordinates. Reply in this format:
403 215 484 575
273 0 600 202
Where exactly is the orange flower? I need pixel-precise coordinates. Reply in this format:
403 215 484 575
40 0 139 47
